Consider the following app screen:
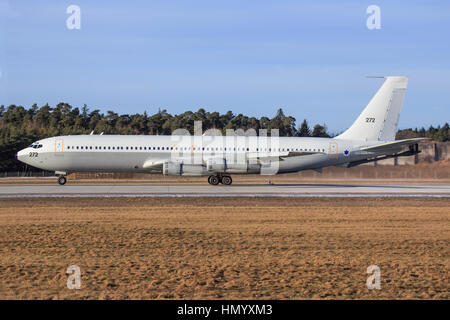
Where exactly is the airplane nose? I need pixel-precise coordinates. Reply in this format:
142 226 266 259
16 149 28 163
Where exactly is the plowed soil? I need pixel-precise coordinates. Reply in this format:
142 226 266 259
0 197 448 299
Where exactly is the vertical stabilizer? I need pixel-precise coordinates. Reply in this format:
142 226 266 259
336 76 408 141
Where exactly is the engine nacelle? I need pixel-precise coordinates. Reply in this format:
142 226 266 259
182 164 208 176
163 162 208 176
207 158 226 172
206 158 261 173
163 162 182 176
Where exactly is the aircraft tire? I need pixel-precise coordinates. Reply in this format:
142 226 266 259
208 175 220 185
58 176 67 185
221 176 232 185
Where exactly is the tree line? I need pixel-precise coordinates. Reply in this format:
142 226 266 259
0 103 448 171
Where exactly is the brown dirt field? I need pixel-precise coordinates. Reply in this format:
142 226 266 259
0 197 448 300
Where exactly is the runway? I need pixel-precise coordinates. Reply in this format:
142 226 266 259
0 183 449 198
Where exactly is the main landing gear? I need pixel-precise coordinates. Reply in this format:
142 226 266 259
58 176 67 185
208 175 232 186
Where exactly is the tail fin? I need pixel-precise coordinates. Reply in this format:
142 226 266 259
336 76 408 141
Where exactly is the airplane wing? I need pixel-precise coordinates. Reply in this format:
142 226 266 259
248 151 322 162
359 138 429 152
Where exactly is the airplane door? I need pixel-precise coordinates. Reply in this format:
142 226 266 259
329 142 338 160
55 138 64 156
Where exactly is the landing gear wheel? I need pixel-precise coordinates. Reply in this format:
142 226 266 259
208 175 220 185
58 176 67 185
221 176 232 185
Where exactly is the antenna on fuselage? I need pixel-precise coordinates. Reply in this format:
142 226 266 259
90 131 94 135
100 132 104 135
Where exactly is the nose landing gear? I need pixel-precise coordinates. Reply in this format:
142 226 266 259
58 176 67 185
207 175 232 185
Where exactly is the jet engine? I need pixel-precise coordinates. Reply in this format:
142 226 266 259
163 162 208 176
206 158 226 172
206 158 261 173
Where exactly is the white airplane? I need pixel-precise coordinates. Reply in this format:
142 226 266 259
17 76 426 186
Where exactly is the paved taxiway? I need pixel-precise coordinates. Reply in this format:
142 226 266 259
0 184 449 198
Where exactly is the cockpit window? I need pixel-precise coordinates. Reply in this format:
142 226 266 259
29 143 43 149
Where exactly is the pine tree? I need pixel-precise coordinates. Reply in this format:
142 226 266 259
298 119 311 137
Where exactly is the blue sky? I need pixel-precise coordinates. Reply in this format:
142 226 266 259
1 0 449 133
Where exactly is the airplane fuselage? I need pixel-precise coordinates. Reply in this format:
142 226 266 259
17 134 387 176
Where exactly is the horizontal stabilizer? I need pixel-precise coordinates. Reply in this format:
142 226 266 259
360 138 429 152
